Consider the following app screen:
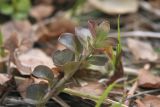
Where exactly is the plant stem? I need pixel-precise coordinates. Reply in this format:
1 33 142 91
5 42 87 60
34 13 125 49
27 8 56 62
42 63 81 103
52 96 70 107
63 88 128 107
126 88 160 100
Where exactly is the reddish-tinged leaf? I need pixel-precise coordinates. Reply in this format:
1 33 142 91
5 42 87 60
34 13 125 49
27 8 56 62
104 46 114 59
105 49 124 84
107 60 123 84
105 37 118 47
51 67 62 77
88 20 97 37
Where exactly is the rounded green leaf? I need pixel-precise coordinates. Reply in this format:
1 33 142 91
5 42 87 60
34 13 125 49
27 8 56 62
52 49 75 66
26 84 48 102
32 65 54 82
58 33 77 52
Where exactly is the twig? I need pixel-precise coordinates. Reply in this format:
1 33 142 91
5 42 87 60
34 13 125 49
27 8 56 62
125 81 138 106
7 55 12 75
0 87 12 104
51 95 70 107
88 65 138 76
140 1 160 17
0 78 14 105
109 31 160 38
124 67 138 76
63 88 128 107
3 97 70 107
3 97 31 106
126 88 160 100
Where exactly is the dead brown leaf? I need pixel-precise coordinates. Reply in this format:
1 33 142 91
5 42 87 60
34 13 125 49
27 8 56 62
18 49 54 72
15 77 34 98
136 95 160 107
88 0 138 14
3 33 32 75
35 16 76 55
9 49 54 76
3 33 31 76
36 17 76 39
1 20 34 52
30 5 54 20
13 52 32 76
0 74 10 85
8 48 54 76
135 99 146 107
138 68 160 88
127 38 158 61
4 33 19 53
71 82 104 96
0 74 10 97
149 0 160 9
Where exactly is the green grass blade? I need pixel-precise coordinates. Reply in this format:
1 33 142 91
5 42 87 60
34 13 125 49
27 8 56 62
71 0 86 16
111 103 122 107
95 82 116 107
117 15 121 49
0 31 5 57
117 15 122 56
